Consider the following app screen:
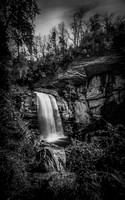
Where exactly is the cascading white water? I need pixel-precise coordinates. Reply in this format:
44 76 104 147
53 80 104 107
36 92 66 142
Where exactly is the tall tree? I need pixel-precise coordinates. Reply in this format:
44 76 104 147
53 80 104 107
58 22 68 56
0 0 40 59
47 27 58 55
39 35 47 61
0 0 39 90
33 35 47 61
70 8 89 48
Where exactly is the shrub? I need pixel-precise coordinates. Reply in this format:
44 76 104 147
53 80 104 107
66 140 103 200
0 149 29 200
65 124 125 200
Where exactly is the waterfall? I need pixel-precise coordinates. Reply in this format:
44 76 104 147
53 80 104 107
36 92 66 143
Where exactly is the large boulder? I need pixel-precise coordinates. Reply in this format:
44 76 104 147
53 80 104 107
31 142 66 173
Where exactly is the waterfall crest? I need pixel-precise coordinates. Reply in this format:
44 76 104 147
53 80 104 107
36 92 65 142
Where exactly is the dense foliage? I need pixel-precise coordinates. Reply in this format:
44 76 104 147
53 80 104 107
0 1 125 199
0 1 39 198
0 0 39 58
66 125 125 200
0 122 125 200
10 12 125 86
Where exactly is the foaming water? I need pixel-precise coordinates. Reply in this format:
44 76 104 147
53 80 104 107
46 135 67 143
35 92 65 142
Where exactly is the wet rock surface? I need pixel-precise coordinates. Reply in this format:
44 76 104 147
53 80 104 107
20 74 125 138
30 142 66 173
20 56 125 138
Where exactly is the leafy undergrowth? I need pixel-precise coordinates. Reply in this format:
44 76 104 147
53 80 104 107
65 124 125 200
0 124 125 200
0 88 125 200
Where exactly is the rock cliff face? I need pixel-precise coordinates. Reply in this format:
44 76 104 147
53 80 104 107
86 72 125 123
20 55 125 140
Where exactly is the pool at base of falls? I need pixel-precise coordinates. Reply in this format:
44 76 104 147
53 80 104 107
45 136 72 147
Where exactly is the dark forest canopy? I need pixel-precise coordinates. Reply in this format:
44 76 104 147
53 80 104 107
0 1 125 87
13 11 125 86
0 0 40 90
0 3 125 200
0 0 40 59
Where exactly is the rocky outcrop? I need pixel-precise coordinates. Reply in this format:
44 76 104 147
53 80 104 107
74 100 90 124
30 142 66 173
21 92 38 129
56 55 125 126
86 72 125 122
20 55 125 140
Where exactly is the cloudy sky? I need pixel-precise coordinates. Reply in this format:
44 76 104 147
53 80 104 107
35 0 125 36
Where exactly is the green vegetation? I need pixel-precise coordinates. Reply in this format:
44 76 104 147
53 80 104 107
2 10 124 87
0 123 125 200
0 1 125 200
66 125 125 200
